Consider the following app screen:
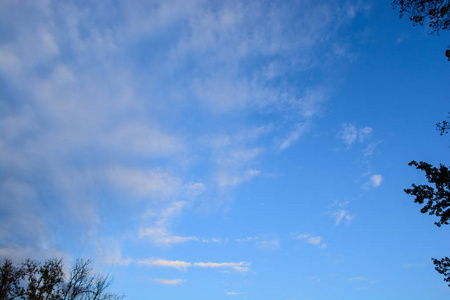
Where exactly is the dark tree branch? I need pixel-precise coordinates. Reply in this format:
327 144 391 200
432 257 450 286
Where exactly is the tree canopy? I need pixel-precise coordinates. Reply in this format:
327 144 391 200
0 258 124 300
392 0 450 33
404 119 450 286
405 160 450 227
436 113 450 135
392 0 450 59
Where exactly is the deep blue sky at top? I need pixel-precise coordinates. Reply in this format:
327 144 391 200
0 0 449 299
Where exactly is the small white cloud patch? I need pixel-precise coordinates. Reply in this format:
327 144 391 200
370 174 382 187
337 123 374 146
338 123 358 145
295 234 327 249
358 127 373 142
256 239 280 250
330 209 353 225
362 173 383 190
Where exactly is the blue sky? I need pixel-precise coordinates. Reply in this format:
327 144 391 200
0 0 449 299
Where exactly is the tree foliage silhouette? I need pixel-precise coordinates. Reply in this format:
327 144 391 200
432 257 450 286
404 119 450 286
392 0 450 286
0 258 124 300
436 113 450 135
392 0 450 60
405 161 450 227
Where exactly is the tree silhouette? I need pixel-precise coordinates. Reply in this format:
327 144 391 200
392 0 450 60
404 121 450 286
0 258 124 300
436 113 450 135
392 1 450 287
405 161 450 227
432 257 450 286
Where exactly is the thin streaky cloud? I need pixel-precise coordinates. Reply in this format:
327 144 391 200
137 258 192 271
153 278 185 285
137 258 251 273
226 291 242 296
194 262 251 273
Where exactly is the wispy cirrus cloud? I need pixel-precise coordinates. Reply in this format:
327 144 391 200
97 238 132 266
0 0 370 260
138 258 192 271
108 167 181 198
225 291 243 296
256 239 280 250
330 209 353 225
328 201 353 226
138 201 197 246
348 276 379 284
153 278 185 285
194 262 250 272
138 258 251 273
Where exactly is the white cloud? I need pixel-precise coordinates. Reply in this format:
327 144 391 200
349 276 366 281
194 261 250 273
337 123 358 145
0 247 69 266
235 235 279 250
108 167 181 197
0 0 371 261
363 174 383 190
153 278 185 285
370 174 383 187
256 239 280 250
295 234 327 249
138 259 250 273
337 124 373 146
307 236 323 246
226 291 242 296
307 275 320 283
139 200 224 246
402 263 425 269
358 127 373 142
363 141 381 157
97 238 132 266
279 123 308 150
293 90 327 119
139 227 199 246
107 122 183 157
211 137 263 189
138 258 192 271
216 169 261 188
236 236 259 242
329 209 353 226
139 201 198 246
349 276 379 284
183 182 206 199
